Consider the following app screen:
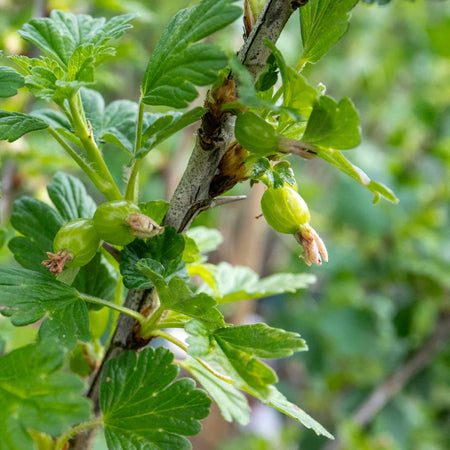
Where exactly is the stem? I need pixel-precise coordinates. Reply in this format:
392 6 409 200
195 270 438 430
47 128 95 176
68 94 122 201
125 160 141 202
125 98 145 202
79 293 146 324
153 330 233 384
55 418 103 450
295 57 307 72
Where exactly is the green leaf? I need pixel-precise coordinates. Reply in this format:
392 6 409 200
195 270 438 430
120 226 187 289
31 108 72 131
0 268 90 347
0 341 91 449
199 262 315 303
137 107 206 158
267 387 334 439
302 96 361 149
186 321 277 401
141 0 241 107
213 323 307 359
316 148 399 203
183 357 250 425
139 200 169 224
227 56 301 120
137 260 225 329
18 11 136 66
0 66 24 97
47 171 97 221
300 0 358 63
72 253 118 307
186 226 224 254
9 196 63 272
0 110 48 142
101 347 211 450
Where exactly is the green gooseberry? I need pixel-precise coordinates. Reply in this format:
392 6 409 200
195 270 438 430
53 218 101 267
261 185 310 234
93 200 163 246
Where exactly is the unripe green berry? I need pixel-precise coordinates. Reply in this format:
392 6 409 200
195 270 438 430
54 218 100 267
235 112 279 156
93 200 163 246
261 186 310 234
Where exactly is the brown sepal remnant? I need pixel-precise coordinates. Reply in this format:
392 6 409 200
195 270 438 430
210 142 249 197
126 213 164 239
41 249 73 276
294 224 328 266
199 79 238 151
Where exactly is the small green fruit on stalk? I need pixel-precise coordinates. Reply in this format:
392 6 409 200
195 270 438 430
93 200 163 246
261 186 328 266
235 112 316 159
42 218 101 275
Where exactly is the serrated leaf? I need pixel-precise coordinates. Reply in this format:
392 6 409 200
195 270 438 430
213 323 307 359
101 347 211 450
31 109 72 131
141 0 241 108
268 387 334 439
183 357 250 425
186 321 277 401
137 107 206 158
137 260 225 329
0 341 91 449
47 172 97 221
120 227 187 289
0 110 48 142
18 11 135 66
0 66 25 97
302 96 361 149
316 147 399 203
199 262 315 303
300 0 358 63
0 268 90 347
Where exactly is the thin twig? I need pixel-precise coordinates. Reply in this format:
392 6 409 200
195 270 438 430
101 242 121 263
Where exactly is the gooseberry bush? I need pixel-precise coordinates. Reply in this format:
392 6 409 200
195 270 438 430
0 0 398 448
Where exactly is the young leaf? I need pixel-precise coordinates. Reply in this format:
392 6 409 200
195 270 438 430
316 147 399 203
0 341 91 448
47 171 97 221
213 323 307 359
301 96 361 149
199 262 315 303
0 267 90 347
0 66 25 97
300 0 359 63
141 0 241 108
0 111 48 142
137 260 225 329
120 227 187 289
267 387 334 439
101 347 211 450
183 357 250 425
18 11 136 66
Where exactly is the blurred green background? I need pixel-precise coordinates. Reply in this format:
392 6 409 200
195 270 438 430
0 1 449 449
